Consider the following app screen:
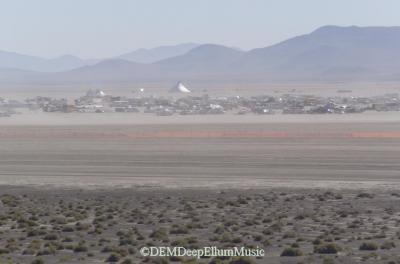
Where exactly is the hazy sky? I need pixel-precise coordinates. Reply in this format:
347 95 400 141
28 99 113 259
0 0 399 58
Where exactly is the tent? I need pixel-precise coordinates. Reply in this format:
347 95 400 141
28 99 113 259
169 82 191 93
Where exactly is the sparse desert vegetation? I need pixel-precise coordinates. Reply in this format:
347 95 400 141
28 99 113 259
0 187 400 263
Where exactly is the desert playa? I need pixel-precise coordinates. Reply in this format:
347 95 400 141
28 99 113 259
1 115 400 264
0 115 400 188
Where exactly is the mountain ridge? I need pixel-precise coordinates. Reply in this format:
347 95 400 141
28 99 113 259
2 25 400 84
118 43 200 63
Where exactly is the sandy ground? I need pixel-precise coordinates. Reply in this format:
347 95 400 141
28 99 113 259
3 111 400 126
0 120 399 189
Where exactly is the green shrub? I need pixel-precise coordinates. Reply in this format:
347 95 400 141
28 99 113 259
281 247 303 257
43 233 58 240
357 193 374 199
150 228 168 240
74 244 88 253
359 242 378 251
121 259 134 264
381 241 396 250
62 226 74 232
31 258 45 264
106 253 120 262
169 226 189 235
0 248 10 254
314 243 341 254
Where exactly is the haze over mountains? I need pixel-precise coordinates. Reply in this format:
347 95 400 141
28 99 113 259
1 26 400 85
117 43 200 63
0 43 202 73
0 51 86 72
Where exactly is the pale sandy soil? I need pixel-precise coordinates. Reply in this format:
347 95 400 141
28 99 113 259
2 111 400 126
0 121 399 189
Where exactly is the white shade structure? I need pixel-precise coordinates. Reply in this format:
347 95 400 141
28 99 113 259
170 81 191 93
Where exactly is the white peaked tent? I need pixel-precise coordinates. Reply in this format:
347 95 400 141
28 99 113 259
170 82 191 93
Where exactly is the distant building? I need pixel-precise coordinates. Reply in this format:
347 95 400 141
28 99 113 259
86 89 106 98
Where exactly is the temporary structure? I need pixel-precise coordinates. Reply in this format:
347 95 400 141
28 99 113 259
86 89 106 98
169 82 191 93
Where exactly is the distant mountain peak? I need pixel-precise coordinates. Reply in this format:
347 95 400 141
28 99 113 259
118 43 201 63
0 50 86 72
188 44 244 54
189 44 237 52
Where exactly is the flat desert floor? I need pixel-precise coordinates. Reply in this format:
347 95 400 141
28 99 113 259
0 118 399 189
1 117 400 264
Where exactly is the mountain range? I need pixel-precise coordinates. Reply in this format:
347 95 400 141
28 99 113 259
0 52 86 72
117 43 200 63
0 43 202 73
1 25 400 85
